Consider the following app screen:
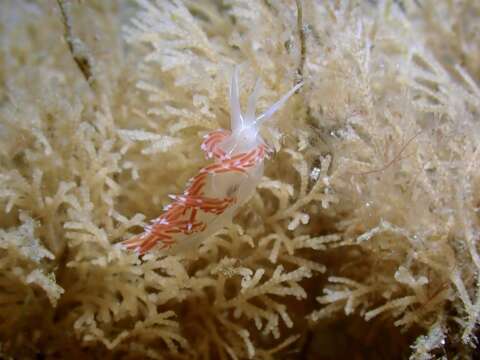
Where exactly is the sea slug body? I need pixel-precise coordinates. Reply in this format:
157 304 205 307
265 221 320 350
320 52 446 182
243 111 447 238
123 68 302 254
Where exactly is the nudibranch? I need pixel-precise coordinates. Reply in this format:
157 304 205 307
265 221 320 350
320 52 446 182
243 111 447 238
123 68 302 254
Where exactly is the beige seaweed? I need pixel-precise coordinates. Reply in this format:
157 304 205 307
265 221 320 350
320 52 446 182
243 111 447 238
1 0 480 359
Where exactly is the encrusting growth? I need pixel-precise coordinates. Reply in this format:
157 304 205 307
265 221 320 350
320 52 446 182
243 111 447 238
123 68 302 254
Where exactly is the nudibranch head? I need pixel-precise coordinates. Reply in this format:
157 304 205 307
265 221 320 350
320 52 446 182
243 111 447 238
220 67 303 156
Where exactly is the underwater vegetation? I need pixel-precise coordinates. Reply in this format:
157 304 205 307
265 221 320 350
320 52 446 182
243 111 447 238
0 0 480 359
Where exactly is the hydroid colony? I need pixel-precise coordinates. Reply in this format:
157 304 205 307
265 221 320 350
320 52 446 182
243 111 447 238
0 0 480 359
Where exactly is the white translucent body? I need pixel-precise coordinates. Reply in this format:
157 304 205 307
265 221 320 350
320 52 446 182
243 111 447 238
167 68 302 254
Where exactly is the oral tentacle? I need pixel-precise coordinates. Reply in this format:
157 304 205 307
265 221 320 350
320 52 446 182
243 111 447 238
230 67 243 132
255 81 303 126
246 78 261 122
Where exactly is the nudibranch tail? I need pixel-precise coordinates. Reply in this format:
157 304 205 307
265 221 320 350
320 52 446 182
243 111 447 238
122 67 302 255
